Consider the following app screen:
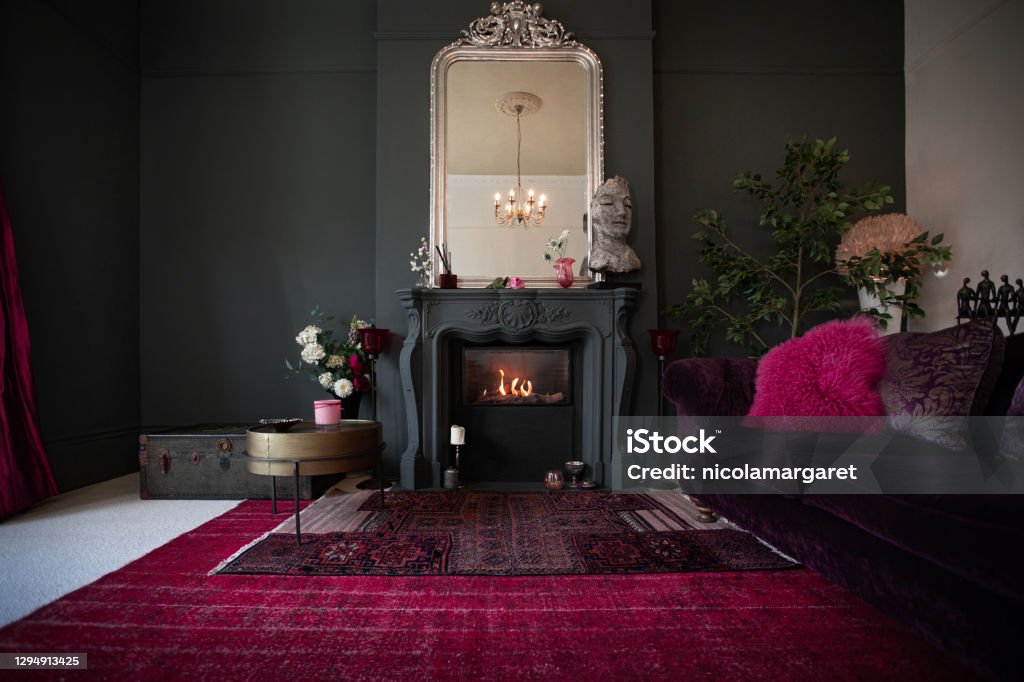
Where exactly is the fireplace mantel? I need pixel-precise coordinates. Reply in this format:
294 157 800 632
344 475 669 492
396 288 638 489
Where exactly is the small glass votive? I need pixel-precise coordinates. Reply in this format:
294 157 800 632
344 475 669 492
544 470 564 491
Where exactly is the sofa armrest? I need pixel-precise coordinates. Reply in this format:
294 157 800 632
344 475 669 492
662 357 758 417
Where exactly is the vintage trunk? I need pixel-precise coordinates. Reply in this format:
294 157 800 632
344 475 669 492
139 424 341 500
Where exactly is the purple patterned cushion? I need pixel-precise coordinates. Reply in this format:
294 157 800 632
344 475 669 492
878 321 1005 449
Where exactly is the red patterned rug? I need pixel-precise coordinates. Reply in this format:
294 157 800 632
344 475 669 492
0 500 973 680
214 491 794 576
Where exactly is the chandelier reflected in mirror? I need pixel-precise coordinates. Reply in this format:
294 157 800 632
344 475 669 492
493 92 547 227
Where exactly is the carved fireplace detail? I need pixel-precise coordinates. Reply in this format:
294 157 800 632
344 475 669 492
397 288 638 489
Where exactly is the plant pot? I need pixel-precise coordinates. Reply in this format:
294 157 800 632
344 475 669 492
858 279 906 334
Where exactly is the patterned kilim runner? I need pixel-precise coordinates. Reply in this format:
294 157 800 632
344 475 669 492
215 490 794 576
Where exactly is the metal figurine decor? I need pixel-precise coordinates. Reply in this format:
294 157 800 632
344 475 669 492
956 271 1023 334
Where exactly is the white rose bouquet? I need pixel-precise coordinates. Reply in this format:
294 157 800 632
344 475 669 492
286 306 371 399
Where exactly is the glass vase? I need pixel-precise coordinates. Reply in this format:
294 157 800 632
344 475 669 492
341 391 363 420
553 257 576 288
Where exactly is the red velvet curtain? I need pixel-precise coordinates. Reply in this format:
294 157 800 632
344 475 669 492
0 179 58 519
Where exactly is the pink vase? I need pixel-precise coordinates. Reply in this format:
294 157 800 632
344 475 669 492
554 257 575 288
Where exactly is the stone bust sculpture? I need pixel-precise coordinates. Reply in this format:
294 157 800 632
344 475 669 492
589 176 640 274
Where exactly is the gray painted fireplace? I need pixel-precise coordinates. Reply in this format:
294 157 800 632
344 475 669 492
397 288 638 489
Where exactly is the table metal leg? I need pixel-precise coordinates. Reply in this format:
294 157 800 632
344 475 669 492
293 461 301 544
271 475 277 514
378 460 385 509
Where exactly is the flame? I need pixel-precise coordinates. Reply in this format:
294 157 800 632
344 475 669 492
490 369 534 398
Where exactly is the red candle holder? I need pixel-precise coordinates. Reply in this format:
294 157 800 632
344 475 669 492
648 329 680 358
358 327 390 356
353 327 391 492
357 327 390 423
648 329 681 416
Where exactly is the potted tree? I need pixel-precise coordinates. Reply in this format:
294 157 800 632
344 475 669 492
835 213 952 332
667 137 893 355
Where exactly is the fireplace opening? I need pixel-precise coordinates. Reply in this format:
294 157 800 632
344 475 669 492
463 347 570 405
451 342 581 483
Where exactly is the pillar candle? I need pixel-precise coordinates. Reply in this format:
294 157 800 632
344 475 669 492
450 425 466 445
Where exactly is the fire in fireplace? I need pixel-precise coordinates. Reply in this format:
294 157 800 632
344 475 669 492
454 343 580 483
463 347 570 406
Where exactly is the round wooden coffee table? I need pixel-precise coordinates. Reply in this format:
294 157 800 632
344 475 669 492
246 420 384 542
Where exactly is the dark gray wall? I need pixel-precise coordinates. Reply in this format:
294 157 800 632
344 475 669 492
373 0 660 474
1 0 907 489
0 0 140 491
653 0 906 354
139 0 377 425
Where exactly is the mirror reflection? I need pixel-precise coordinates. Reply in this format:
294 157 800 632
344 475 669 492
445 60 589 280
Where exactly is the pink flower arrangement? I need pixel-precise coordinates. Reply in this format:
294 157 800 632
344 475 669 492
508 277 525 289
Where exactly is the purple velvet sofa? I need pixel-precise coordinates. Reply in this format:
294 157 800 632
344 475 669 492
662 331 1024 681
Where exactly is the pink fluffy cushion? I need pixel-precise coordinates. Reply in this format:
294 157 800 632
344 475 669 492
747 317 887 417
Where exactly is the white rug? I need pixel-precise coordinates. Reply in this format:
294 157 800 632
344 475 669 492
0 474 238 627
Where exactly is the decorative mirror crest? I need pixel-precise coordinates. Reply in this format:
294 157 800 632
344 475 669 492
456 2 578 48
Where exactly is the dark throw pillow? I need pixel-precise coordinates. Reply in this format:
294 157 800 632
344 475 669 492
878 320 1005 450
999 376 1024 459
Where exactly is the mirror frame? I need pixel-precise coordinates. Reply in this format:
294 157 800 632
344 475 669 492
430 4 604 288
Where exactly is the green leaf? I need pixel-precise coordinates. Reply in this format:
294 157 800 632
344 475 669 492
485 276 510 289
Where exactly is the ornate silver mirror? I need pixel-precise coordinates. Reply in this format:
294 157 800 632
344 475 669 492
431 2 604 287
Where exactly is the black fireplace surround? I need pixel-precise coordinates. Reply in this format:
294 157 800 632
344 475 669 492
397 288 638 489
